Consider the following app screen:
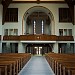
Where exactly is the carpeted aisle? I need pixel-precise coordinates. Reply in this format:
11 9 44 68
18 56 55 75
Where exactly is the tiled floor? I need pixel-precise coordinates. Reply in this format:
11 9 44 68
18 56 55 75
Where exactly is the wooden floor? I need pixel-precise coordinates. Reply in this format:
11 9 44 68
18 56 55 75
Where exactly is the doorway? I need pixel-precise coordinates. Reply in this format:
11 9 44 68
26 44 53 55
34 47 42 55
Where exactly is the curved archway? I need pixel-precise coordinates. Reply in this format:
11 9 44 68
22 6 55 35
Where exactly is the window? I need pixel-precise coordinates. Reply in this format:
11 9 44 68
59 29 63 36
9 29 13 35
64 29 67 36
33 20 36 34
42 20 44 34
5 8 18 22
4 29 8 35
59 29 72 36
59 8 72 22
4 29 18 36
68 29 72 36
14 29 18 35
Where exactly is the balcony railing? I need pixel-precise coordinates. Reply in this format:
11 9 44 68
19 35 57 41
57 36 74 41
3 35 19 41
3 35 74 41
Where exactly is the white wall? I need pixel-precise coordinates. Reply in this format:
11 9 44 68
53 43 58 53
18 42 25 53
0 5 2 35
1 3 73 36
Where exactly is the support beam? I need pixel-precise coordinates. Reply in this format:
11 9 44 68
2 0 12 25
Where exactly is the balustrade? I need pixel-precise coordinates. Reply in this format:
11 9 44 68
3 35 74 41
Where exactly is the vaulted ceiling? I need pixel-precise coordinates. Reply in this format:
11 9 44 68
0 0 75 25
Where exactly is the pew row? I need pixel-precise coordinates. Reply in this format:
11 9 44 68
45 53 75 75
0 53 31 75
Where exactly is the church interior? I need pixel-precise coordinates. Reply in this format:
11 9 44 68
0 0 75 75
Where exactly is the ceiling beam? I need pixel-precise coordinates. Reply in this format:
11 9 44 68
2 0 12 25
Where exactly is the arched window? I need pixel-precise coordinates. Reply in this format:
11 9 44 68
33 20 36 34
42 20 44 34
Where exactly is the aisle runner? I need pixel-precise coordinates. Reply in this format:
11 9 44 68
18 56 55 75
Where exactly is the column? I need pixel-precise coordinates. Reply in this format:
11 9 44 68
53 43 58 53
0 5 2 53
73 5 75 54
24 44 28 53
73 6 75 40
18 42 25 53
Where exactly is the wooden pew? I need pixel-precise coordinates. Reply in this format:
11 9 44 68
57 61 75 75
45 53 75 75
0 58 19 75
0 53 31 75
0 53 31 69
0 66 7 75
0 61 13 75
0 53 31 67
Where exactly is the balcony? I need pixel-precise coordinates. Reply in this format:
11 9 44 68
19 35 57 41
3 35 19 41
57 36 74 41
3 35 74 41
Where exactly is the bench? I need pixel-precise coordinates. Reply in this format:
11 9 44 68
45 53 75 75
0 53 31 75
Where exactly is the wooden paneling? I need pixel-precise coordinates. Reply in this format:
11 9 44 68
59 8 72 22
20 34 57 41
57 36 74 41
3 35 74 41
5 8 18 22
3 35 19 41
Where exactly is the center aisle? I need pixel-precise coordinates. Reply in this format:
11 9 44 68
18 56 55 75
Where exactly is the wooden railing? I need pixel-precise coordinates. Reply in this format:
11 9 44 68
3 35 74 41
57 36 74 41
19 35 57 41
3 35 19 41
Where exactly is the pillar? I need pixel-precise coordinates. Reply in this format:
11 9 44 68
73 6 75 40
53 43 58 53
18 42 25 53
